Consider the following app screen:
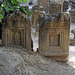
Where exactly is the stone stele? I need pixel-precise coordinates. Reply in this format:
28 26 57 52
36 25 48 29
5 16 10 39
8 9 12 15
2 11 31 50
39 12 70 61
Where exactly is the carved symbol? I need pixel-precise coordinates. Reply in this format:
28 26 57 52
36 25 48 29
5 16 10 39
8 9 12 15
49 34 60 46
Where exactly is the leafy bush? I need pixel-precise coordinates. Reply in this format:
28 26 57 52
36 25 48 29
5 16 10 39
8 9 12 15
0 0 30 22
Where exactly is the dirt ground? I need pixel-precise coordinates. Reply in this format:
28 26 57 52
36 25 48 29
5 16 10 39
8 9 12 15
0 45 75 75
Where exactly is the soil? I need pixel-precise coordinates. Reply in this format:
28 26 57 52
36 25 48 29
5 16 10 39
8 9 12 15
0 45 75 75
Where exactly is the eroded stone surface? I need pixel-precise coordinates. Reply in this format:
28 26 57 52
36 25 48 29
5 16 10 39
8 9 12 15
2 11 31 50
32 6 46 28
39 12 70 61
31 6 46 52
50 0 64 14
38 0 50 14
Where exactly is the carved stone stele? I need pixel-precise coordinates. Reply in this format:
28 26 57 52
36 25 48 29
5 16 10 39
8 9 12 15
2 11 31 50
39 13 70 61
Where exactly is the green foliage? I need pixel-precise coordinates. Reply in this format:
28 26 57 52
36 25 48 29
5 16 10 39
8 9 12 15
0 0 30 22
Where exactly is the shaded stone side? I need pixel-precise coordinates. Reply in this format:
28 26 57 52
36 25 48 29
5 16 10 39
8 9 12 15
63 0 69 12
39 13 70 61
31 6 46 52
50 0 64 14
71 1 75 9
2 11 31 50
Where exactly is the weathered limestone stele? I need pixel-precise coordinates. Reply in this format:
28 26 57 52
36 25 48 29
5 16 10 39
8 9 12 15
39 12 70 61
31 6 46 52
38 0 50 14
32 5 46 28
50 0 64 14
2 11 31 50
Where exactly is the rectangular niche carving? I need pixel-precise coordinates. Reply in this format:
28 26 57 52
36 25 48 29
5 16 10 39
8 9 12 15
11 29 24 46
11 30 21 45
49 34 60 46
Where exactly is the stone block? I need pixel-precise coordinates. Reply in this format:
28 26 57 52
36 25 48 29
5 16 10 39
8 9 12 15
2 11 31 50
31 6 46 51
50 3 62 14
39 13 70 61
50 0 64 14
38 0 50 14
32 6 46 28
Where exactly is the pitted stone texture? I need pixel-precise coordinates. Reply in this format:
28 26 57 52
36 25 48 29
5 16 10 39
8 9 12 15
50 3 63 14
2 11 31 50
32 6 46 28
39 13 70 61
50 0 64 14
38 0 50 14
69 9 75 23
31 6 46 51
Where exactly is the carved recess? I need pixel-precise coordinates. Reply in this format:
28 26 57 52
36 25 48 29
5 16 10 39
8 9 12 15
49 34 60 46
